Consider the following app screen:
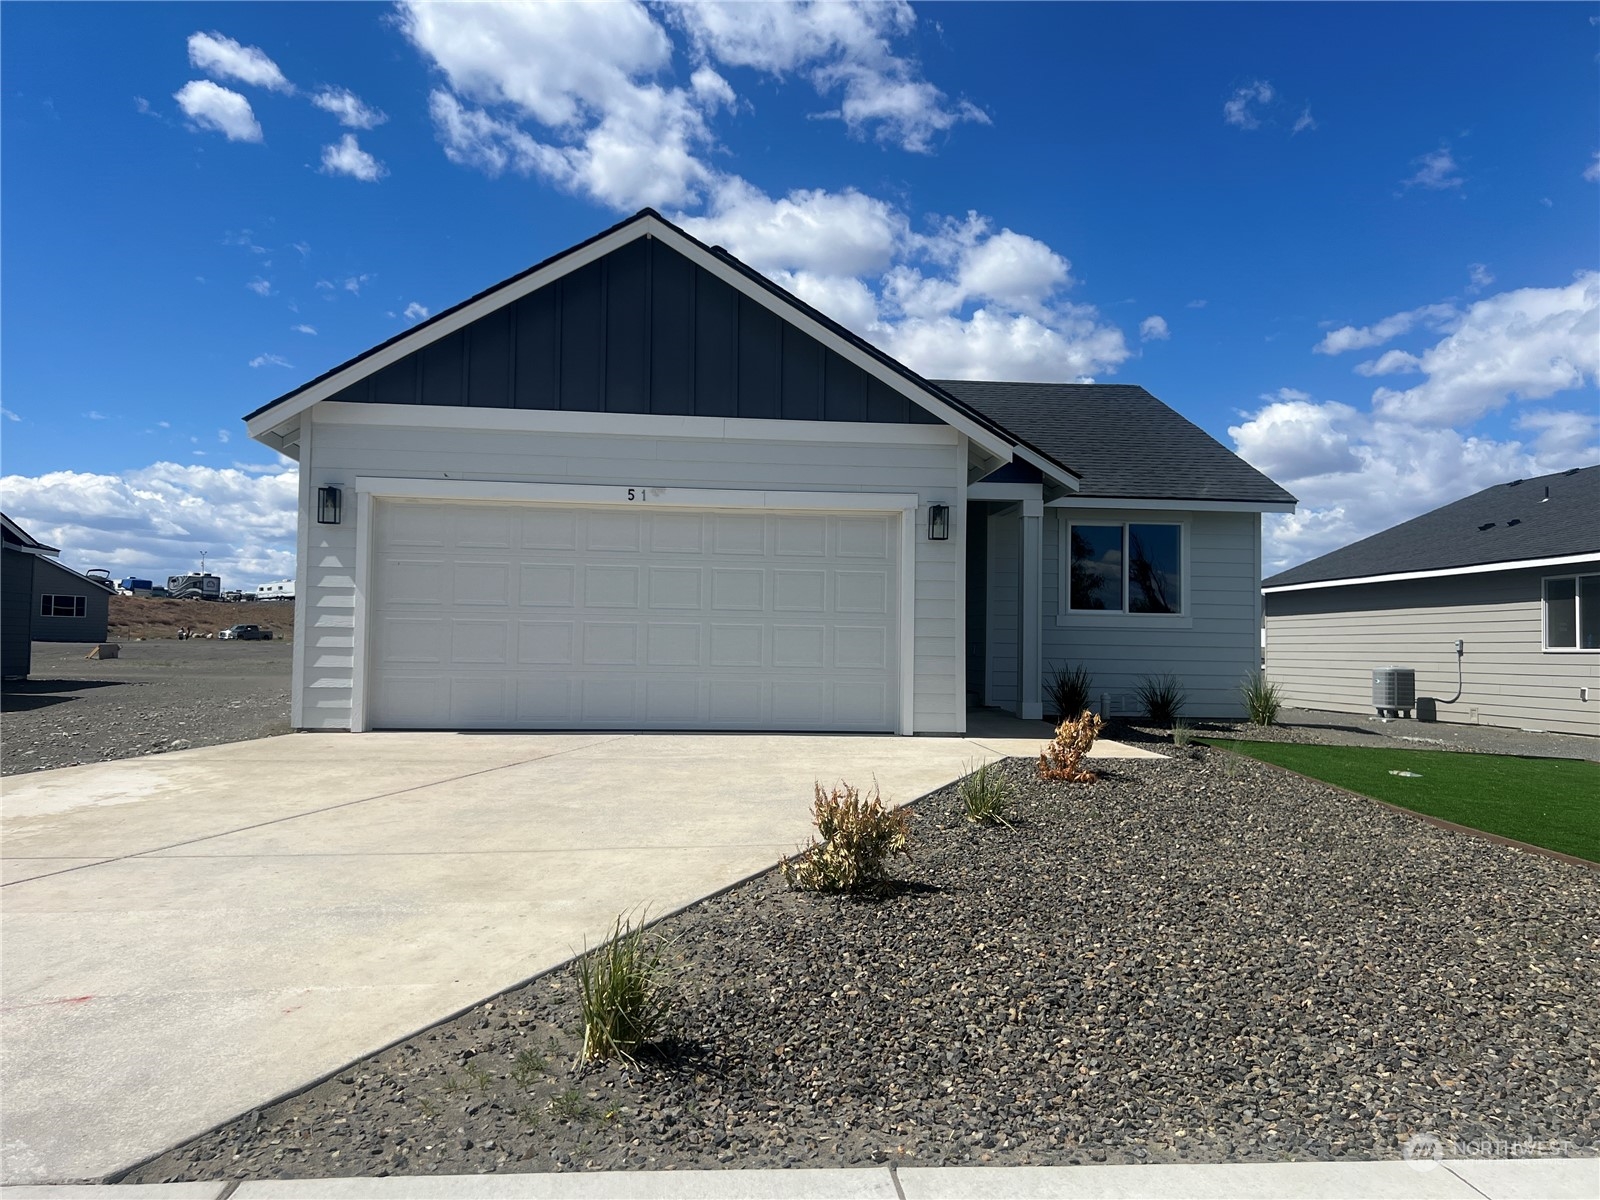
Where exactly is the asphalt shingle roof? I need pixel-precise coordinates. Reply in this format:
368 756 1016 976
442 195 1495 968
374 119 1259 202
1263 464 1600 588
933 380 1297 504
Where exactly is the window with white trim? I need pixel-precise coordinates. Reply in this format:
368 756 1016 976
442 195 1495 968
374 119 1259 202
1543 573 1598 651
1067 522 1183 614
39 594 86 618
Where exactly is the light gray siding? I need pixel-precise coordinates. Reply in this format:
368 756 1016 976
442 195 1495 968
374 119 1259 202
1265 567 1600 738
300 409 964 733
1042 508 1262 719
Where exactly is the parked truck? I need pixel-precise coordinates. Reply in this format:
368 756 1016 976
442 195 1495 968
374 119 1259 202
167 572 222 601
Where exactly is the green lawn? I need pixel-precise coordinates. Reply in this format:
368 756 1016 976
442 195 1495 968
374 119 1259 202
1200 740 1600 863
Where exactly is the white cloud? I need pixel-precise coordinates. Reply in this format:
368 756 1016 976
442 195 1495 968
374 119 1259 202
403 302 430 321
311 86 386 129
344 274 372 295
1186 299 1207 309
1139 315 1170 342
881 306 1130 382
404 1 716 210
1369 273 1599 425
1314 303 1456 355
217 429 231 443
672 0 987 153
678 179 906 277
1292 107 1316 134
246 277 272 297
187 31 293 94
0 461 298 585
84 411 108 421
291 323 316 335
1403 146 1463 191
1 407 18 422
1223 80 1274 129
173 80 263 143
248 353 292 369
1467 262 1494 293
1353 348 1423 377
320 133 387 182
1584 151 1600 183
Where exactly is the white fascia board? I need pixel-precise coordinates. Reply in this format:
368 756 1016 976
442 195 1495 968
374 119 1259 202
1263 551 1600 594
317 401 959 447
247 214 1018 465
354 477 919 513
1049 496 1296 514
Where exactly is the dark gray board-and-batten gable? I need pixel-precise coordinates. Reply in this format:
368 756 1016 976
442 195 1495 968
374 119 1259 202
324 235 940 425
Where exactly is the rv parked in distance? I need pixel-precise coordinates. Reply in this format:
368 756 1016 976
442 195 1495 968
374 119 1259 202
256 578 295 602
167 572 222 601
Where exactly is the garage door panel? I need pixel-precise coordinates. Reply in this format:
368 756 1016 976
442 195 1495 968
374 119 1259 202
520 563 576 607
370 501 900 731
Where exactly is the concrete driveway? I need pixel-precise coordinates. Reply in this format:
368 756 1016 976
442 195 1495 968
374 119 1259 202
0 726 1157 1185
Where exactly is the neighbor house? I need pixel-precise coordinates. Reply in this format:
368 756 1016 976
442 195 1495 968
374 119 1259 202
245 209 1294 735
1263 466 1599 738
2 513 112 680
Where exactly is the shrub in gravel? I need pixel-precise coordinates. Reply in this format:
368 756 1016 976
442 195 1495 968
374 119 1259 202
1038 710 1103 781
1240 672 1284 725
957 759 1012 827
780 780 912 893
1134 672 1187 725
1171 718 1193 747
577 912 674 1064
1044 662 1093 722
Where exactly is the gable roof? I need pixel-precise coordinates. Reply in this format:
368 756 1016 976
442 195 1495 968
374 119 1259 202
935 381 1297 505
243 208 1080 486
2 513 59 555
1264 464 1600 590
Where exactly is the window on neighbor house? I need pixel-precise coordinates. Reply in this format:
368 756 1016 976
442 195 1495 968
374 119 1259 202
39 594 86 618
1544 574 1599 651
1067 522 1183 615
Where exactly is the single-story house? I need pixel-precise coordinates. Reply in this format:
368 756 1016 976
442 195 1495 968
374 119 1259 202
245 209 1294 735
1263 465 1599 738
2 513 113 680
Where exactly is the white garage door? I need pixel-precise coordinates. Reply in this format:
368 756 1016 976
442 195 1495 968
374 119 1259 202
367 500 901 732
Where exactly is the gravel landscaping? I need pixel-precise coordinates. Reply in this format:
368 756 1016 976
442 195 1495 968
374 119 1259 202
121 749 1599 1184
1 639 292 775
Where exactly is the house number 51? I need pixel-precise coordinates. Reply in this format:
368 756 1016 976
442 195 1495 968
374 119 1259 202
626 487 648 502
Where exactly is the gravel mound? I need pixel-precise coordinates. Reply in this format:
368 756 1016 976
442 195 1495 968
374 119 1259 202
2 640 291 775
123 752 1598 1184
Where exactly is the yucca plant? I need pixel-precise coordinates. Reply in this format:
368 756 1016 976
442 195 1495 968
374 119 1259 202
1240 673 1284 726
1044 663 1093 722
1038 710 1104 782
958 759 1012 827
1134 673 1188 726
576 912 674 1063
781 780 911 893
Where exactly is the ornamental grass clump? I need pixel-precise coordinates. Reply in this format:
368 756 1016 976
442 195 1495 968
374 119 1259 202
780 780 911 893
1044 662 1093 722
958 758 1013 827
1038 710 1104 782
1135 673 1188 726
1240 672 1284 726
576 912 674 1064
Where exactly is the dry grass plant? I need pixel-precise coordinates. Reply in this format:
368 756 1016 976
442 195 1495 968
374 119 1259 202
1038 710 1105 782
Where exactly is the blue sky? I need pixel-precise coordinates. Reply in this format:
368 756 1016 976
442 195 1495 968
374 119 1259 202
3 1 1596 587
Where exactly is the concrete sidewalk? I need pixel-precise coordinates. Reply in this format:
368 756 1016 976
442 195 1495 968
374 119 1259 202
1 729 1160 1185
1 1158 1595 1198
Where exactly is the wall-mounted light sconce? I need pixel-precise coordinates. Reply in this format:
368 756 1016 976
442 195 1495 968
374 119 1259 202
928 503 950 541
317 485 343 525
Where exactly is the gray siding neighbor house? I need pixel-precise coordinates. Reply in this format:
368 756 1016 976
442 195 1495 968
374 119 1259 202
2 514 112 679
245 209 1295 735
1263 466 1600 738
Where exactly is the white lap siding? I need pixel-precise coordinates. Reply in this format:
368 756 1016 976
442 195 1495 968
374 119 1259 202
1042 508 1261 719
295 405 963 733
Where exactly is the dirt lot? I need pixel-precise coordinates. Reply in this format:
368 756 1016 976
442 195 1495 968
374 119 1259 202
1 639 293 775
109 594 297 641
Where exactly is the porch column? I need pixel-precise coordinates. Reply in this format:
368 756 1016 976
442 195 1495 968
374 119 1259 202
1019 497 1043 720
